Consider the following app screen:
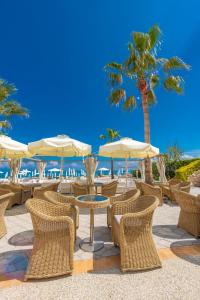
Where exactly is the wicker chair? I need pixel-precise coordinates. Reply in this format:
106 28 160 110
0 183 23 209
44 191 79 231
112 195 161 272
162 181 190 202
134 181 143 193
107 188 140 227
140 182 163 206
101 181 118 197
0 192 14 238
71 182 88 196
25 198 74 280
33 182 60 200
173 190 200 237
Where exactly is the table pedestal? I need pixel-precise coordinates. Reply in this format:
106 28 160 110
79 208 104 252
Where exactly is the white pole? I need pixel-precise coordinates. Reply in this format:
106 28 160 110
125 157 128 190
60 157 64 179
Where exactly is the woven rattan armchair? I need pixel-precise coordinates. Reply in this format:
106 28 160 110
25 198 74 280
0 183 22 209
44 191 79 230
112 195 161 272
107 188 140 227
101 181 118 197
162 181 190 202
140 182 163 206
71 182 88 196
33 182 60 200
0 192 14 238
173 190 200 237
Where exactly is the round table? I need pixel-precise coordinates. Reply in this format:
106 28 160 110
75 194 110 252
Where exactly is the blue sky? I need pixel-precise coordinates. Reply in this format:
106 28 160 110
0 0 200 159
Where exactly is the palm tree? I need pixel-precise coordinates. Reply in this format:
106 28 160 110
99 128 120 179
0 79 28 134
104 25 190 184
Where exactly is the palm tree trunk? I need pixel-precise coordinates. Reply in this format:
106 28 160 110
111 158 114 179
139 80 153 184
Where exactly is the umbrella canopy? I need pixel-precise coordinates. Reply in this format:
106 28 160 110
48 168 60 172
0 135 31 158
98 167 109 171
99 137 159 158
28 134 91 157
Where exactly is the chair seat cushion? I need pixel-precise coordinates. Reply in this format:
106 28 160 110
114 214 122 225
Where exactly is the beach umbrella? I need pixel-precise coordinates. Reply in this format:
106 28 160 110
28 135 91 179
99 137 159 187
84 156 98 193
48 168 60 172
0 135 31 159
98 167 109 176
99 137 159 159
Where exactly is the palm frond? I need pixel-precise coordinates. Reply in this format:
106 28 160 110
0 120 11 130
108 73 123 86
0 80 17 102
143 53 156 70
104 62 123 71
107 128 120 140
164 76 184 94
132 32 149 54
125 43 136 69
122 96 136 111
99 134 106 140
1 101 29 117
150 74 160 89
148 25 161 49
146 89 156 105
163 57 191 72
109 89 126 105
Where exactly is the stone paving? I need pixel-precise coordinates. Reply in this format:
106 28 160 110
0 187 199 285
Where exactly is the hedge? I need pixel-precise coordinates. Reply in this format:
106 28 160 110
175 159 200 181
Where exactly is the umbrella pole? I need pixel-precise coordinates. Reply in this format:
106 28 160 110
60 157 64 180
125 158 128 191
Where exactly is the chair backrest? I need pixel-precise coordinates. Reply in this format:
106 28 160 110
71 183 88 196
44 191 75 205
173 190 200 213
101 181 118 197
133 195 159 213
124 188 140 200
168 178 182 186
0 183 22 193
140 182 162 205
0 192 14 211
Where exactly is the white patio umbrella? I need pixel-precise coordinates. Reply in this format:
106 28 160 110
28 135 91 178
99 137 159 187
98 167 109 176
0 135 31 159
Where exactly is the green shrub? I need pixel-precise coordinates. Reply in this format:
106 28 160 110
131 169 141 178
152 162 159 180
175 159 200 181
165 158 197 179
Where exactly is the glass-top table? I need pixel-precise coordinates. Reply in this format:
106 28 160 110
75 194 110 252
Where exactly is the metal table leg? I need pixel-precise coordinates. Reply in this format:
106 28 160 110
79 208 104 252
